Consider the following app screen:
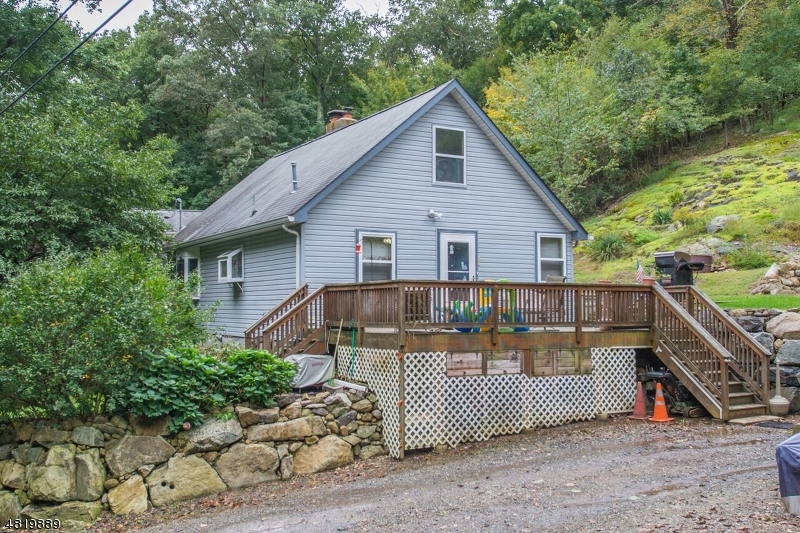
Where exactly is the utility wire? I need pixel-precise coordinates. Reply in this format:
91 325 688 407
0 0 136 117
0 0 79 82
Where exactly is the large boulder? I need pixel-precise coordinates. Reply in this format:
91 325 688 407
734 316 765 333
292 436 353 476
22 501 103 523
706 214 740 234
359 445 386 460
25 444 77 502
75 448 105 501
776 340 800 366
177 418 243 453
146 455 226 507
0 444 14 461
12 444 45 466
214 443 279 489
751 332 775 354
0 491 21 523
766 312 800 340
30 426 70 448
1 461 26 490
248 416 327 442
71 426 104 448
235 406 280 428
105 435 175 477
108 474 148 515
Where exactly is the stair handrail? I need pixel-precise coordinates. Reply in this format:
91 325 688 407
652 284 733 416
260 286 327 356
670 286 771 402
245 283 309 348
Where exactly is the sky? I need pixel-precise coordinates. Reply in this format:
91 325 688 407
58 0 389 33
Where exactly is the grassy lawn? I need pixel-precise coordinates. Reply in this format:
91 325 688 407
694 268 800 310
575 258 800 310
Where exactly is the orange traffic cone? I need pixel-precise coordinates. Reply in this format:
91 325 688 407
629 382 649 420
648 382 674 423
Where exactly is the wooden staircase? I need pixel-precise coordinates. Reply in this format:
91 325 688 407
244 281 772 421
651 284 770 420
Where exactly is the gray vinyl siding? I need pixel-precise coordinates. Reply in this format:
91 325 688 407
190 230 297 338
303 95 574 289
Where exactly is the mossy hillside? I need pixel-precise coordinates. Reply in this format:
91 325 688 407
575 112 800 308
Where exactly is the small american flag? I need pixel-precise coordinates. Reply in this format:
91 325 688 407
636 260 644 284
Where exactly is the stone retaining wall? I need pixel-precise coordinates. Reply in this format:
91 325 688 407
0 389 385 528
728 308 800 411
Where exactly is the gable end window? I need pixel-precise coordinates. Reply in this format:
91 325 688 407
537 234 566 282
218 248 244 282
433 126 465 185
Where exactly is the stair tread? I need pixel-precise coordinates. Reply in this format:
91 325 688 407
728 403 768 411
728 392 756 398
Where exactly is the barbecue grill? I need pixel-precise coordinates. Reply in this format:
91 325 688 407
653 251 706 286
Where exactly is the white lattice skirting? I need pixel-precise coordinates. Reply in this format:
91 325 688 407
337 346 636 458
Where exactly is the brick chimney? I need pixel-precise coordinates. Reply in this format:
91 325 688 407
326 106 357 134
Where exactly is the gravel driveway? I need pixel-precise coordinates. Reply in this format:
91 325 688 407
91 417 800 533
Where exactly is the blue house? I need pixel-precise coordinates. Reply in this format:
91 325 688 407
174 80 587 338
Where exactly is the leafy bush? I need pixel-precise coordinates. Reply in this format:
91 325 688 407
123 346 296 432
668 190 684 206
631 228 660 246
588 233 628 261
0 249 209 420
725 246 775 270
652 209 674 225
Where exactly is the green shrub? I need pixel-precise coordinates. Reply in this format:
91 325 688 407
652 209 673 225
123 346 296 432
631 228 660 246
589 233 628 261
668 190 684 206
0 249 209 421
725 246 775 270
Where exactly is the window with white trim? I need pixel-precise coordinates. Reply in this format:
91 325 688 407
218 248 244 282
358 232 396 282
176 253 201 299
433 126 465 185
538 234 566 282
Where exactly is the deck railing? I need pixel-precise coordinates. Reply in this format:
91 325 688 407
666 286 771 403
259 280 654 354
245 284 309 349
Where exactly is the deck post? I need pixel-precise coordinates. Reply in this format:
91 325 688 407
397 351 406 460
397 282 406 348
491 282 499 345
575 288 583 344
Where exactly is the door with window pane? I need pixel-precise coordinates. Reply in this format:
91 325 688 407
538 235 566 282
439 233 476 281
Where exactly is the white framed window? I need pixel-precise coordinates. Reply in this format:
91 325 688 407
176 252 201 299
218 248 244 282
537 234 566 282
176 255 199 282
432 126 466 186
357 232 396 282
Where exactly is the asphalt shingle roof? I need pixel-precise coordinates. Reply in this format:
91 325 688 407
174 83 447 244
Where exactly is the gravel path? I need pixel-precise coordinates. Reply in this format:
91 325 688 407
91 417 800 533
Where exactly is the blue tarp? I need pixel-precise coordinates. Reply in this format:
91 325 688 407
776 432 800 515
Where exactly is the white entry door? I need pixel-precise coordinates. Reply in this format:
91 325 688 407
439 232 477 281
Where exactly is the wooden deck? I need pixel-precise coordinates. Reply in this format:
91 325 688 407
245 280 772 421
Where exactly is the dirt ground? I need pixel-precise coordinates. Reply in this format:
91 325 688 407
89 416 800 533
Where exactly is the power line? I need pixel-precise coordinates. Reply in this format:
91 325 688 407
0 0 136 118
0 1 79 82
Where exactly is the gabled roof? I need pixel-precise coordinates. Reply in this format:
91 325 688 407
175 80 587 245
